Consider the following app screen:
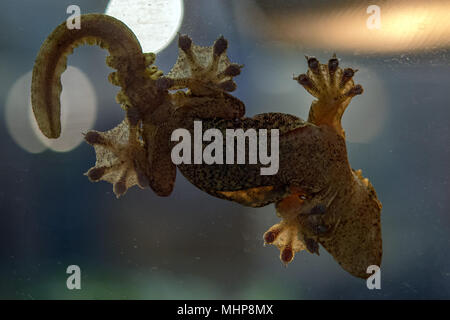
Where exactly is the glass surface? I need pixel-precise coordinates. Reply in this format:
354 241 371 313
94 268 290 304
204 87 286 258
0 0 449 299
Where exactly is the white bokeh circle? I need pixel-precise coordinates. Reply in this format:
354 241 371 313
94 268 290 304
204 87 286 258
105 0 184 53
5 66 97 153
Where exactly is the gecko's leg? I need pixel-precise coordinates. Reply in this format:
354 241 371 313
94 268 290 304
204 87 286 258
137 34 247 197
294 55 363 138
263 182 342 264
264 199 337 263
263 187 309 265
297 204 342 255
159 34 243 98
140 91 245 198
143 117 177 197
84 108 150 198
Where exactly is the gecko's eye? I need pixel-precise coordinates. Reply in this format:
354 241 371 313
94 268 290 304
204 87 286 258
298 194 307 200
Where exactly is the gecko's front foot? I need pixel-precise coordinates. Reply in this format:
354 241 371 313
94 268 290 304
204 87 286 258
159 34 243 96
84 111 149 198
294 55 363 138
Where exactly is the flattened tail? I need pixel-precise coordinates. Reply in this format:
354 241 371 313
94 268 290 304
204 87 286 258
31 13 149 138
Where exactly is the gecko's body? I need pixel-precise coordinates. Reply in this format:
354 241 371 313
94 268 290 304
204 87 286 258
31 14 382 278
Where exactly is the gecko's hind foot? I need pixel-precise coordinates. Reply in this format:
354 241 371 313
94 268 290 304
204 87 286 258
294 54 363 138
263 218 307 265
263 189 308 265
263 188 336 264
84 117 150 198
163 34 243 96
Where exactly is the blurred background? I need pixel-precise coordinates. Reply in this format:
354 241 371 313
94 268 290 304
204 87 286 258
0 0 449 299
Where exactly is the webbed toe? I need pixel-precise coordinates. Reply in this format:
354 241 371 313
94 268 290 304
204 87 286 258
165 34 243 96
84 118 149 198
294 55 363 138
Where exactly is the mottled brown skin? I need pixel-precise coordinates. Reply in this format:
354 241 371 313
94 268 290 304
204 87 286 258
31 14 382 279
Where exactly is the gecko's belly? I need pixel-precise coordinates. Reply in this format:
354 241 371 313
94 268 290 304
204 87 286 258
175 112 350 206
175 113 301 206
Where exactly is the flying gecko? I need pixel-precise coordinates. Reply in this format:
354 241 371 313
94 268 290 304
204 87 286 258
31 14 382 279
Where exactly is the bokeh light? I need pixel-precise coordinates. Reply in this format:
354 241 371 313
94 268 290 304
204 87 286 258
5 71 47 154
341 66 387 143
234 0 450 53
5 66 97 153
105 0 184 53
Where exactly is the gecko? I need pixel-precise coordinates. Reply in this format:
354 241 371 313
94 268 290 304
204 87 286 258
31 14 382 279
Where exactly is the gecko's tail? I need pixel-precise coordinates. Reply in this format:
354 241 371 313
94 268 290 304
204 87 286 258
31 13 161 139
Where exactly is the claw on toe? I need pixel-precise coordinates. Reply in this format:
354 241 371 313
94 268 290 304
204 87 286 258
294 54 363 138
84 118 150 198
165 34 243 96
